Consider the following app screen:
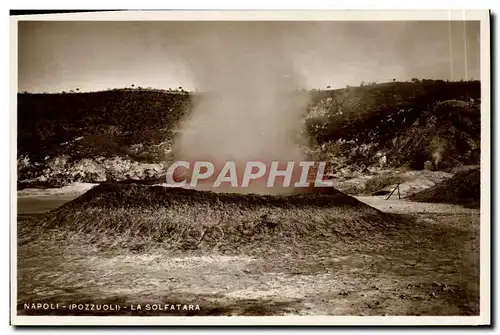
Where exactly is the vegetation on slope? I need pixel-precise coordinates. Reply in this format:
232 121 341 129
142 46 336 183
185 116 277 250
305 80 480 170
18 89 192 162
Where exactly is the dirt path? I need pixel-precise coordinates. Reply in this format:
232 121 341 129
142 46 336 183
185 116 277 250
354 196 479 214
17 183 96 216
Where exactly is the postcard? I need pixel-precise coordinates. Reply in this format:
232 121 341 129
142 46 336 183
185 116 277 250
10 9 491 326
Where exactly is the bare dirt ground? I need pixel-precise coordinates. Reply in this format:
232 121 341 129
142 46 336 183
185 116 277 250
354 196 479 214
332 169 454 198
16 191 479 316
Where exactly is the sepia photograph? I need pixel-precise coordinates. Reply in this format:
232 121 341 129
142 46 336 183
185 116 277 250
10 10 490 326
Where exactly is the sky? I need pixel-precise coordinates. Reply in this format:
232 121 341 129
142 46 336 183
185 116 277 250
18 20 481 93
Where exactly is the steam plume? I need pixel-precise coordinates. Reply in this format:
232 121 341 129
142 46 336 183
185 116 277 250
171 23 310 194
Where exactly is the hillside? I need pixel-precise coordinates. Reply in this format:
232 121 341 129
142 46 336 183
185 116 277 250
18 89 192 162
305 80 480 171
17 80 481 188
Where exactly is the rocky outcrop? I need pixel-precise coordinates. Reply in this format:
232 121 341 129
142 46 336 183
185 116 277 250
18 155 166 188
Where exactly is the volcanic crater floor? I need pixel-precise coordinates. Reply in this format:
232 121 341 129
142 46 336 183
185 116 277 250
17 184 480 316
